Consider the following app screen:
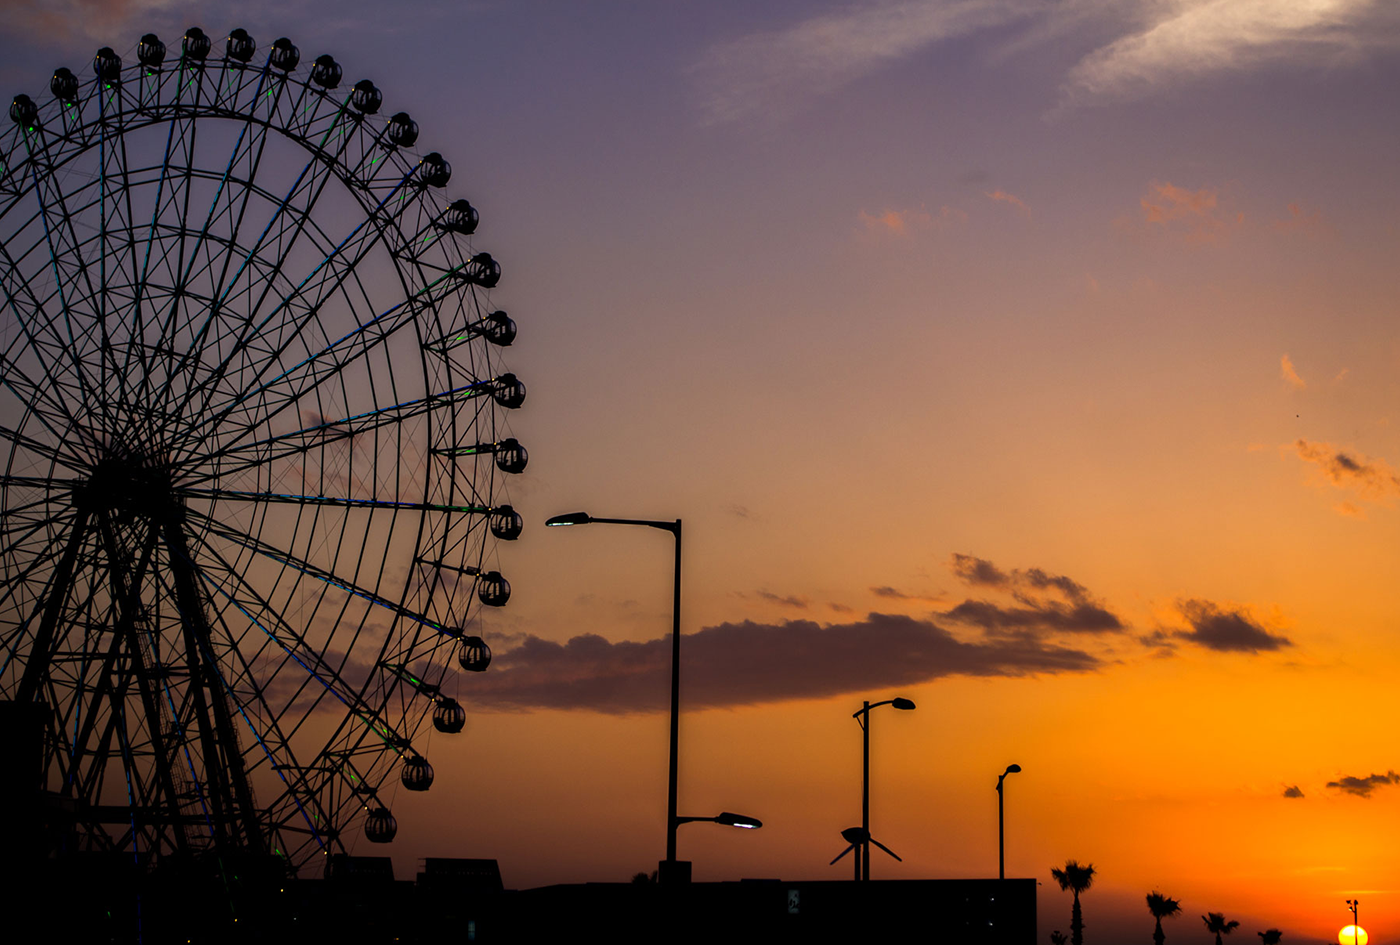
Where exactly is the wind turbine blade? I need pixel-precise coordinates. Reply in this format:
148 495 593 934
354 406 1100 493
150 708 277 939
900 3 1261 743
829 845 856 865
870 837 903 861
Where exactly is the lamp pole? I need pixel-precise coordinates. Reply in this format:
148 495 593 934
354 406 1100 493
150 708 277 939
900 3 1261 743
852 697 915 881
546 512 691 881
996 763 1021 880
1346 899 1360 944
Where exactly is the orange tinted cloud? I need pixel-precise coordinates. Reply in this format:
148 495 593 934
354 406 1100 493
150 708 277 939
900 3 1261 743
1273 201 1332 237
1294 439 1400 503
984 189 1031 217
1140 180 1241 243
858 204 963 237
1280 354 1306 389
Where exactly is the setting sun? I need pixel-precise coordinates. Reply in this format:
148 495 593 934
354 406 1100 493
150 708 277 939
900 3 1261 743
1339 925 1368 945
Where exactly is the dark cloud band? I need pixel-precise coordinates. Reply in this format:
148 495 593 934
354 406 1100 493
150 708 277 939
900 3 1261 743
462 613 1099 713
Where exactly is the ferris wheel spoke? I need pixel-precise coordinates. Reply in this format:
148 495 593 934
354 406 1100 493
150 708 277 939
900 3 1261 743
182 174 428 446
175 374 501 479
12 128 107 416
191 256 478 453
172 115 359 403
0 240 105 437
190 537 416 756
121 93 205 414
0 412 91 471
185 506 463 643
167 106 408 436
175 485 489 516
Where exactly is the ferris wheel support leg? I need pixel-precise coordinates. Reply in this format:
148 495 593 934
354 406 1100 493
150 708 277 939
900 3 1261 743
162 519 267 856
97 516 191 857
15 508 92 705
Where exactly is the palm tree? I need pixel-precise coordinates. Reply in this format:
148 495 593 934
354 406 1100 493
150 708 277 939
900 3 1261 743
1050 933 1068 945
1146 891 1182 945
1050 860 1096 945
1202 912 1241 945
1258 931 1282 944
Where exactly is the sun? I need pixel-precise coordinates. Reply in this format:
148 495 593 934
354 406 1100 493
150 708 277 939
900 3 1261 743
1339 925 1368 945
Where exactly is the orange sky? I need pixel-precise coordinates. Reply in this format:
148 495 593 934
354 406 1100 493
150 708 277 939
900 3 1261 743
3 3 1400 942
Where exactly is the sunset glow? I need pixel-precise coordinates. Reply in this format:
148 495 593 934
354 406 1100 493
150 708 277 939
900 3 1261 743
2 2 1399 943
1342 926 1370 945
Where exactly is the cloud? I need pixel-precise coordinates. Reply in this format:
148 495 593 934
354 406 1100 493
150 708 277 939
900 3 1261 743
1139 180 1241 243
1059 0 1398 107
941 598 1123 634
1294 439 1400 503
941 554 1122 635
949 553 1009 587
691 0 1038 124
756 590 809 609
1273 201 1333 237
0 0 189 43
869 585 945 604
858 204 964 237
949 554 1092 603
692 0 1400 124
985 189 1031 217
1282 784 1305 798
1174 599 1291 652
462 612 1100 713
1280 354 1306 389
1327 771 1400 798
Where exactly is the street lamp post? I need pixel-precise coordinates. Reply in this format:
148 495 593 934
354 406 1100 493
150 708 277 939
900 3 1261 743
852 697 915 881
996 763 1021 880
550 511 750 884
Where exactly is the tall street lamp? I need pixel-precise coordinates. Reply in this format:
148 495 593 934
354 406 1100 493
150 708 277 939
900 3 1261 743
996 763 1021 880
547 511 703 884
852 696 915 881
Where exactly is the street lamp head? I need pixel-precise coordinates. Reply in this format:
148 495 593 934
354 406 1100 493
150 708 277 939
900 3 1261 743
1004 763 1022 775
545 511 592 526
715 812 762 829
891 698 916 710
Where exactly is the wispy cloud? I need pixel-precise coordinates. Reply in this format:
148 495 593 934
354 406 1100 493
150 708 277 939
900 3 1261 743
985 189 1032 217
1139 180 1241 243
858 204 965 237
693 0 1400 123
1273 201 1333 237
1058 0 1396 107
756 589 810 609
1174 599 1291 653
1282 784 1305 798
464 612 1099 713
1281 354 1306 390
1327 770 1400 798
869 584 947 603
691 0 1038 123
1294 439 1400 504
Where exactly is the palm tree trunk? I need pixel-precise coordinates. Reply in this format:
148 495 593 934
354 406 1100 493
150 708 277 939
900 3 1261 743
1153 917 1164 945
1071 892 1083 945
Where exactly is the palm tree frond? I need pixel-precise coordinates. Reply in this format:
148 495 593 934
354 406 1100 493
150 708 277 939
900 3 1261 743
1147 891 1182 918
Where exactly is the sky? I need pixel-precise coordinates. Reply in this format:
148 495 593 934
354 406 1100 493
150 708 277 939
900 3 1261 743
3 0 1400 941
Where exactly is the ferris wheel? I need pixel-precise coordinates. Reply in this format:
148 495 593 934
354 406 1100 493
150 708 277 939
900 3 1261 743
0 28 526 871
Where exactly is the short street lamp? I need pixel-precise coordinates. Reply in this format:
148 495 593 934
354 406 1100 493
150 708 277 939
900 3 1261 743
675 812 763 830
852 696 916 881
996 763 1021 880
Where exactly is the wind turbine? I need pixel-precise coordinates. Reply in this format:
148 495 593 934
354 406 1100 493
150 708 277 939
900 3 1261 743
830 826 902 881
